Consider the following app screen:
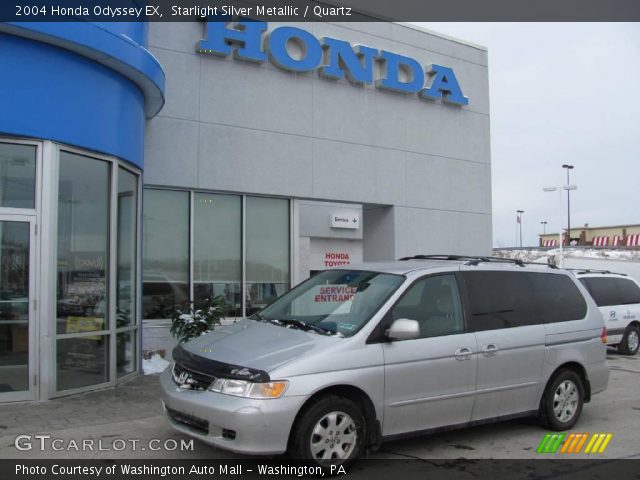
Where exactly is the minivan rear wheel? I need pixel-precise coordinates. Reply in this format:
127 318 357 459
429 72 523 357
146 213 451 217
289 395 365 467
539 370 584 431
618 325 640 356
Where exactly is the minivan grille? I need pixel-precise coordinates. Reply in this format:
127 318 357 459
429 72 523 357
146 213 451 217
172 362 216 391
166 406 209 434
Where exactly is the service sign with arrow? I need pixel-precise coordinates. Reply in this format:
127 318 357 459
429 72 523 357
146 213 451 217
330 212 360 230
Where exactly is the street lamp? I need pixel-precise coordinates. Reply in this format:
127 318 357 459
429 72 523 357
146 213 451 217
541 221 547 235
562 164 574 244
516 210 524 248
543 185 577 267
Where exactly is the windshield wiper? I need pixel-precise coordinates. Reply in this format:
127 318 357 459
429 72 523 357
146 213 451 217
270 319 335 336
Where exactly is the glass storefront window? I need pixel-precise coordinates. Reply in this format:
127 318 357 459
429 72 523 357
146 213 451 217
142 189 291 320
0 221 30 393
194 193 242 317
116 330 136 378
56 152 110 335
117 169 138 327
0 139 142 399
56 336 109 391
142 189 189 319
246 196 290 316
0 143 36 209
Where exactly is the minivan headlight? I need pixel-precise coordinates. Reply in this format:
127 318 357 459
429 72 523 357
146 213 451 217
209 378 288 399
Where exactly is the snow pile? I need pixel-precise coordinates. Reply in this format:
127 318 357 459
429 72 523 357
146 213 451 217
142 353 170 375
494 248 640 263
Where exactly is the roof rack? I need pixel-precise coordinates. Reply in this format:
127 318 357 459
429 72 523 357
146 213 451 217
568 268 626 276
399 254 492 262
398 254 559 269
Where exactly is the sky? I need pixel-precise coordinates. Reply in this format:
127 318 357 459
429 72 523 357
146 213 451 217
415 23 640 248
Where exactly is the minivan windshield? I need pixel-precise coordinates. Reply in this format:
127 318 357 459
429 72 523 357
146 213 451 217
254 270 404 337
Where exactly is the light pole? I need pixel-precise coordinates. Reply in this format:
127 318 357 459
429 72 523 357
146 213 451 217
541 221 547 235
543 185 577 267
562 164 574 245
517 210 524 248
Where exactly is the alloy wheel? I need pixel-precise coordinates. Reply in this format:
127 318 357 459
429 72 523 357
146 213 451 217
628 330 639 353
553 379 579 423
309 411 358 461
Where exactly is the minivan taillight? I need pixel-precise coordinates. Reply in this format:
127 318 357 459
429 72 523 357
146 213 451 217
600 327 608 344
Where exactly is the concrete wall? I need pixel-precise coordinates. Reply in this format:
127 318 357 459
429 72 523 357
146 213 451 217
145 21 492 258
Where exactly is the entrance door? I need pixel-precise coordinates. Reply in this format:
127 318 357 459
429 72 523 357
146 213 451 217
0 216 36 401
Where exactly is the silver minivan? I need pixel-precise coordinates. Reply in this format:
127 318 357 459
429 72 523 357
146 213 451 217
160 256 609 465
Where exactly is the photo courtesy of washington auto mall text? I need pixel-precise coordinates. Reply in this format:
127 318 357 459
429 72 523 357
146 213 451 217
2 0 640 479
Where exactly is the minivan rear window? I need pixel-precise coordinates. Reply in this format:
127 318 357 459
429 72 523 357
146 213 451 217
461 271 587 331
616 278 640 304
580 277 640 307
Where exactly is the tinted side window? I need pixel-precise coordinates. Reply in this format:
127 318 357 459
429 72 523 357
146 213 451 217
462 271 587 330
615 278 640 305
391 274 464 338
461 271 537 331
580 277 621 307
530 273 587 322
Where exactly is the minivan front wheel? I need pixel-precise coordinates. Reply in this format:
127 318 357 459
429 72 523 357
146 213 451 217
618 325 640 356
539 370 584 430
289 395 365 467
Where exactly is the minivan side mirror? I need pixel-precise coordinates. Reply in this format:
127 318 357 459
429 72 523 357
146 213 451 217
386 318 420 341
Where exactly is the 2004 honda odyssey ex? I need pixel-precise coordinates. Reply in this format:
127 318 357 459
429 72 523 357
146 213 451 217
160 255 609 466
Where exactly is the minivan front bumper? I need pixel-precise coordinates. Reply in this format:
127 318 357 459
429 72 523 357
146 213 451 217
159 367 304 455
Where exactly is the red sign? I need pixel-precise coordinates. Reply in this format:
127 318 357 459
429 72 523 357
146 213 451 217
314 285 357 303
324 252 350 267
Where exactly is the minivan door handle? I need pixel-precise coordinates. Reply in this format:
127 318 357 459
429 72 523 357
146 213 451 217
454 347 473 361
481 344 499 357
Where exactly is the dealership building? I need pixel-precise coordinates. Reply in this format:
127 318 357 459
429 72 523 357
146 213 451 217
0 20 491 401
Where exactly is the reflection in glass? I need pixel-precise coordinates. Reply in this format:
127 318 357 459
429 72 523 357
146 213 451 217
246 197 290 315
56 153 110 335
116 331 136 378
117 169 138 327
194 193 242 317
142 189 189 319
0 143 36 209
0 221 30 393
57 336 109 391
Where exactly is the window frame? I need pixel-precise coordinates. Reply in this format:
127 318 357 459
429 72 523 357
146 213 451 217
367 272 469 344
142 187 292 320
459 270 587 333
580 276 640 307
614 278 640 306
0 140 39 212
53 144 142 396
580 277 620 307
192 191 243 317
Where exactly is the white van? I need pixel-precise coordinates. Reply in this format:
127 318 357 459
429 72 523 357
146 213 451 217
575 270 640 355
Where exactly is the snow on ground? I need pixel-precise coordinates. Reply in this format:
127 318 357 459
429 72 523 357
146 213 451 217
495 248 640 263
142 353 170 375
493 248 640 281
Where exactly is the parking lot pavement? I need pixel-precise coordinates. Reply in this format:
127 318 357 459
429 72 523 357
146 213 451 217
1 352 639 460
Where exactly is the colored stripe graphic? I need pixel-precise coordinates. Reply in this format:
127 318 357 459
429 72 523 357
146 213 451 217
573 433 589 453
538 432 613 454
584 433 613 454
561 433 584 453
537 433 566 453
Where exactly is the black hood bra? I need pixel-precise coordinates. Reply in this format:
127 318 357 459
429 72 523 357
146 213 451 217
172 344 271 382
